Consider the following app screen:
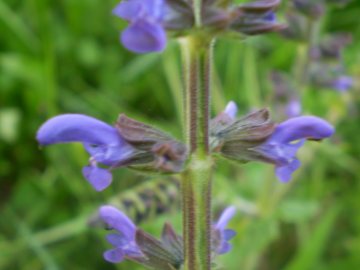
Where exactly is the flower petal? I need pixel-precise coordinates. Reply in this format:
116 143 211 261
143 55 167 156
99 205 136 240
145 0 164 20
104 248 124 263
275 158 301 182
223 229 237 241
269 116 334 143
83 142 135 166
113 0 164 21
106 233 128 246
112 0 143 20
121 20 166 53
264 11 276 23
82 166 112 191
285 100 302 118
224 101 238 119
215 206 236 231
36 114 122 146
257 140 304 165
217 242 232 255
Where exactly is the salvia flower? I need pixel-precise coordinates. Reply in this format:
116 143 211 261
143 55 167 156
285 99 302 118
255 116 334 182
211 102 334 182
37 114 187 191
113 0 167 53
36 114 135 191
100 205 184 269
99 205 236 268
211 101 276 158
113 0 284 53
213 206 237 255
99 205 142 263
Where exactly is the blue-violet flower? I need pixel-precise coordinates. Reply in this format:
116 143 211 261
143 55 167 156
36 114 135 191
255 115 334 182
99 205 143 263
113 0 167 53
213 206 237 255
285 99 302 118
211 102 334 182
99 204 236 267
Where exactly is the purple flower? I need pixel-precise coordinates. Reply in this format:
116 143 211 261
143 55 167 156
113 0 166 53
224 101 238 119
285 99 302 118
99 206 143 263
331 76 353 92
255 116 334 182
213 102 334 182
213 206 237 255
36 114 135 191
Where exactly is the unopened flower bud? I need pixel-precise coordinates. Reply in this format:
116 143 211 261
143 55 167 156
310 33 352 61
211 107 275 157
231 0 285 35
292 0 325 19
280 12 307 41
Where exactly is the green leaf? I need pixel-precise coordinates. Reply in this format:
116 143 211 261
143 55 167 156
284 206 340 270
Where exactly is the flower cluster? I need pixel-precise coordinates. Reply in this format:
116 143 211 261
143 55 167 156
281 0 353 92
309 33 353 92
211 101 334 182
36 114 187 191
35 1 340 268
99 205 236 268
113 0 284 53
37 100 334 186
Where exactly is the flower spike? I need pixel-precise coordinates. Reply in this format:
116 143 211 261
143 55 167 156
98 205 236 268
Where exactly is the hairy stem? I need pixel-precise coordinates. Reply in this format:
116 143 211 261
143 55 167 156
180 36 214 270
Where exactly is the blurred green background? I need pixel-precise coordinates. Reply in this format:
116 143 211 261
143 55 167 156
1 0 359 269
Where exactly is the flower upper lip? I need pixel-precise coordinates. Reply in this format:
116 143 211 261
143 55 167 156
36 113 136 166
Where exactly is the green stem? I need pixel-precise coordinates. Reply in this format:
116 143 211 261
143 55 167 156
193 0 202 27
293 18 321 90
182 157 213 270
180 36 214 270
